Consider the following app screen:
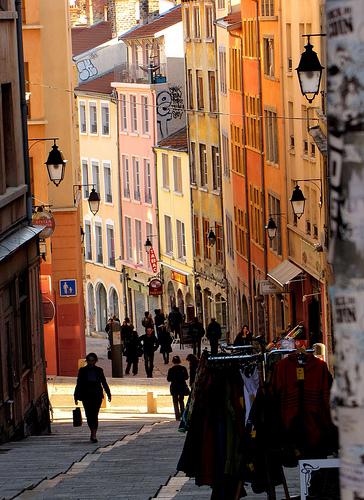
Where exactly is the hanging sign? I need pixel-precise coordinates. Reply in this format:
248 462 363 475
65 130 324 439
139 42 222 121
171 270 187 286
32 209 55 239
149 247 158 273
149 278 163 296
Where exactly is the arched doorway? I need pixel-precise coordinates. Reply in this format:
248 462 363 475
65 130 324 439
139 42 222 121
109 287 119 319
87 283 96 334
96 283 107 332
215 293 227 336
203 288 212 328
167 281 176 310
177 289 185 317
195 284 203 322
185 292 194 322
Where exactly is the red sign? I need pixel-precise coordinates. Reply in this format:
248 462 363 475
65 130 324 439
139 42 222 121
149 278 163 296
149 247 158 273
32 210 56 239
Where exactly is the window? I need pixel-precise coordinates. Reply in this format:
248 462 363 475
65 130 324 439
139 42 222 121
92 161 100 196
225 214 234 260
196 70 204 110
130 95 138 132
217 0 225 8
245 94 260 149
132 157 141 200
85 221 92 260
194 215 201 256
288 101 294 151
89 102 97 134
135 220 143 264
101 102 110 135
82 160 89 198
193 5 200 38
79 101 87 133
261 0 274 16
162 153 170 189
215 223 223 265
199 143 207 187
95 224 103 263
173 155 182 193
187 69 194 109
190 142 197 184
264 109 279 164
120 94 127 131
268 194 282 255
250 185 263 246
230 47 242 91
212 146 221 191
222 133 230 179
286 23 292 71
263 37 275 77
205 5 214 39
302 105 308 155
176 220 186 259
125 217 133 260
242 19 257 58
218 48 227 94
122 155 130 197
107 225 115 266
144 159 152 203
141 96 149 134
203 218 211 259
103 162 112 203
231 124 244 174
208 71 217 112
165 215 173 254
234 206 247 257
185 6 191 38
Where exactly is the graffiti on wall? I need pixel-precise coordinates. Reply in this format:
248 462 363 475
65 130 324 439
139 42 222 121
76 58 98 82
156 85 184 138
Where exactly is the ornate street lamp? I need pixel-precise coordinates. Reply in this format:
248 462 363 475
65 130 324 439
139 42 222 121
45 140 67 186
266 217 278 241
296 37 325 103
207 229 216 247
145 237 153 252
88 188 100 215
290 185 306 219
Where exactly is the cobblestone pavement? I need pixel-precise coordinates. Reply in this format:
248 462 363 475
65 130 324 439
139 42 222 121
0 417 300 500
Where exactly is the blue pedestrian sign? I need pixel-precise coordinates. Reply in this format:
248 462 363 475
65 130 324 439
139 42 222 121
59 279 77 297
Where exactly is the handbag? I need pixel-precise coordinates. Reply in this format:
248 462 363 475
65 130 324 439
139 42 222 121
137 346 144 357
73 406 82 427
183 383 191 397
107 348 112 360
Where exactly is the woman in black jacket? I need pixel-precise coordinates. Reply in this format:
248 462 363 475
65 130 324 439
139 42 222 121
167 356 189 420
74 353 111 442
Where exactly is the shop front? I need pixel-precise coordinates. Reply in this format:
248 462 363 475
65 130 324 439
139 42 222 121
162 265 194 322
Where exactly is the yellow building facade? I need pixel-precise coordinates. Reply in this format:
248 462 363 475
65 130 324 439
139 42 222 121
76 74 124 333
182 0 227 332
155 128 195 320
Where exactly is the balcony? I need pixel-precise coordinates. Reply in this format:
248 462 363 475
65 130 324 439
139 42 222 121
114 63 167 85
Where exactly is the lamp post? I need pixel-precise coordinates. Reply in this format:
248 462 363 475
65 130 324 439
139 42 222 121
266 217 278 241
290 178 323 218
29 138 67 186
73 184 101 215
296 34 325 103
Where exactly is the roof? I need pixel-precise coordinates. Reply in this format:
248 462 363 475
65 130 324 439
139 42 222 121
76 71 114 94
120 5 182 41
156 127 187 151
223 11 241 25
0 225 43 263
267 260 304 288
72 21 112 57
309 126 328 157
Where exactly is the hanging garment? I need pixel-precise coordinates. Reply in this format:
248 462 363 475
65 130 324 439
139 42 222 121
241 366 260 423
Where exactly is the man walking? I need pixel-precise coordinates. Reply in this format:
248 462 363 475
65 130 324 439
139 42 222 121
168 306 183 340
188 316 204 358
206 318 222 355
139 327 159 377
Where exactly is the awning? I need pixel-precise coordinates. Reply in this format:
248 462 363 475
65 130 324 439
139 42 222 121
309 126 327 157
267 260 304 288
0 224 43 263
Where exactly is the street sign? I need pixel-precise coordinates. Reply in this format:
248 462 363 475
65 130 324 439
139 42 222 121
260 280 280 295
32 209 55 239
59 279 77 297
149 247 158 273
149 278 163 296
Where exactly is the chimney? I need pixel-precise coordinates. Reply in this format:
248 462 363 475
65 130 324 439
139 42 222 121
139 0 149 25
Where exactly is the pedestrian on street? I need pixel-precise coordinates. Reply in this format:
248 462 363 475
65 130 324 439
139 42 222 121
124 329 140 376
74 353 111 443
168 306 183 340
158 322 173 364
186 353 199 387
121 317 133 344
139 327 159 377
233 324 253 346
154 309 165 334
167 355 189 421
142 311 154 332
206 318 222 355
188 316 204 358
105 318 113 346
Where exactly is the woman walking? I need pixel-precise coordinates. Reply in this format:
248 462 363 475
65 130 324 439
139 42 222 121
74 353 111 443
158 322 173 364
167 356 189 420
124 328 140 375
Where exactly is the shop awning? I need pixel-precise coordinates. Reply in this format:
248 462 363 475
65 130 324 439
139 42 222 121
267 260 303 288
0 224 43 263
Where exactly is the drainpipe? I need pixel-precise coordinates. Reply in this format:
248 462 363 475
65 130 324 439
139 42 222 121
113 89 128 318
15 0 32 223
253 0 269 339
229 25 254 332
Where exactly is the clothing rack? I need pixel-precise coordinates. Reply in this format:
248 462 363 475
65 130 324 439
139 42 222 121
207 353 261 363
220 343 254 354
